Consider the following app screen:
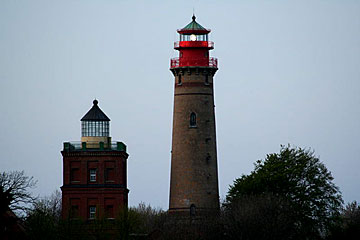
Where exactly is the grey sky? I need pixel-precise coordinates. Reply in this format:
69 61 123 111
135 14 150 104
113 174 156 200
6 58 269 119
0 0 359 209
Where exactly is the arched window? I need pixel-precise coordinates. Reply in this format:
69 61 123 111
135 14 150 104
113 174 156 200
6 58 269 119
190 204 196 217
190 112 196 127
205 75 209 85
178 74 182 85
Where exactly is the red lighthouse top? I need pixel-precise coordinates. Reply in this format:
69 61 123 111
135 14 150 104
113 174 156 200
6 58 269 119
170 15 218 69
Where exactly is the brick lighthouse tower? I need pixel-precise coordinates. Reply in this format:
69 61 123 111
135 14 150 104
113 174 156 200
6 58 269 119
169 16 219 216
61 100 128 220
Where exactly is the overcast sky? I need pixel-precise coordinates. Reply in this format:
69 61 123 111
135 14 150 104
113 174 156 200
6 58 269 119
1 0 359 209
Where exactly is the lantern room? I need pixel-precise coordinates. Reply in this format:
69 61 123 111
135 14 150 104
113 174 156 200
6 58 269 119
80 99 111 147
177 16 210 42
179 33 208 42
170 15 217 68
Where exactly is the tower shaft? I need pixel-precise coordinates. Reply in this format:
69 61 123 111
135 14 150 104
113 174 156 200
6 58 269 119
169 67 219 215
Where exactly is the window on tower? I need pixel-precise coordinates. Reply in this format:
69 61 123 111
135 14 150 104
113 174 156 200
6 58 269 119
190 112 197 127
205 75 209 85
89 206 96 219
89 169 97 182
178 75 182 85
190 204 196 217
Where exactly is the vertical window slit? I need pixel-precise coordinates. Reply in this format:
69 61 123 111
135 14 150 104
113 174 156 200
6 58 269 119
205 75 209 85
190 112 197 127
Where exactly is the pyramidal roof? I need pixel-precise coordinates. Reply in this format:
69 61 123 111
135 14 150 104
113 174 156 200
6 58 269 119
182 15 207 31
81 100 110 121
178 15 210 34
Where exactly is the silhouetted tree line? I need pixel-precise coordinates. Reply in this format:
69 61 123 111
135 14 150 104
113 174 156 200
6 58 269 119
1 146 360 239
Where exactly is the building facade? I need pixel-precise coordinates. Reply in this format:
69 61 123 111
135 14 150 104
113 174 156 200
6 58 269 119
169 16 219 216
61 100 128 220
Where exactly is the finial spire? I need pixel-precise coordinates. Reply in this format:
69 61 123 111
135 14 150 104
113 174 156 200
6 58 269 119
192 14 196 21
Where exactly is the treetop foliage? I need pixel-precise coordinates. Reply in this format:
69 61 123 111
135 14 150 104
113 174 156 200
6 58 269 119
226 145 343 238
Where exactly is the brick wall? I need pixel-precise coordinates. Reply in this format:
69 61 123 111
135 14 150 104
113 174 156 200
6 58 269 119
61 150 128 220
169 67 220 215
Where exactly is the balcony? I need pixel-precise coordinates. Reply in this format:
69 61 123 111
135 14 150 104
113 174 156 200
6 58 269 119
63 141 127 152
170 57 218 69
174 41 214 49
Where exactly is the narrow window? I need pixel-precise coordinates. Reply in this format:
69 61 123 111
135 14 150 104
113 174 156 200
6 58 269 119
89 169 96 182
178 74 182 85
89 206 96 219
190 204 196 217
190 112 197 127
205 75 209 85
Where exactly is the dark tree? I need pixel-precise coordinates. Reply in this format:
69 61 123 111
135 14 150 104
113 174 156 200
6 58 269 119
0 170 37 215
0 171 36 238
25 191 61 240
129 202 166 235
226 145 343 239
341 201 360 239
223 193 297 240
327 201 360 240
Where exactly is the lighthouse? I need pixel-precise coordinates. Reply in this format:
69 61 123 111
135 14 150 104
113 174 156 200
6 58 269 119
169 16 219 216
61 100 128 220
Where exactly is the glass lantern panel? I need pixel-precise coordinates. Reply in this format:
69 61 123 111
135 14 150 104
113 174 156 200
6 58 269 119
81 121 110 137
180 34 208 42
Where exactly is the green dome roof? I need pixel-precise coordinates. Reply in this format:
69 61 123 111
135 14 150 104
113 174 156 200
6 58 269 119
182 15 206 31
178 15 210 34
